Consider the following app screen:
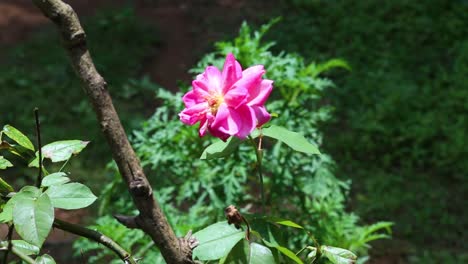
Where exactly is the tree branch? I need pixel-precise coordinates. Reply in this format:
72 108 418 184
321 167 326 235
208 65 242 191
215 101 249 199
31 0 195 263
53 218 137 264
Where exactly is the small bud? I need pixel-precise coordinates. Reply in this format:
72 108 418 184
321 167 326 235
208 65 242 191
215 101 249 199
225 205 243 229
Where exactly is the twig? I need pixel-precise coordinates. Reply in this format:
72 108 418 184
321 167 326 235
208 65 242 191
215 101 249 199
53 218 137 264
248 136 266 214
10 243 35 264
58 157 71 172
34 108 42 188
2 224 14 264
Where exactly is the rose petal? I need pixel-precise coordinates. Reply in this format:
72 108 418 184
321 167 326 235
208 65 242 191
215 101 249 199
247 79 273 106
224 85 248 109
178 102 209 125
182 90 203 108
210 103 240 136
252 105 271 127
193 66 223 94
233 65 265 96
222 53 242 92
234 105 256 139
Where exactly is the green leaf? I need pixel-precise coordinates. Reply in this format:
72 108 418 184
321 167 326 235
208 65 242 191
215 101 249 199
265 216 303 229
12 240 40 255
35 254 56 264
321 246 357 264
0 186 40 223
0 177 14 194
0 156 13 169
306 246 317 261
45 182 97 210
28 153 42 168
310 59 351 77
220 239 249 264
262 125 320 154
249 242 276 264
13 192 54 247
42 140 89 162
192 221 245 260
2 125 35 152
41 172 70 187
200 137 243 160
263 240 303 264
221 240 276 264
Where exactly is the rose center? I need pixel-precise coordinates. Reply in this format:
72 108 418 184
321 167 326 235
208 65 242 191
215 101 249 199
207 93 224 114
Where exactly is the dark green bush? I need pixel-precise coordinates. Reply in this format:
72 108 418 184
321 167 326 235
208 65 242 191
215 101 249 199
0 7 158 167
269 0 468 256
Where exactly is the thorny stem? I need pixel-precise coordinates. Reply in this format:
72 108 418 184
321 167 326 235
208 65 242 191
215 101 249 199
248 134 265 214
34 108 42 188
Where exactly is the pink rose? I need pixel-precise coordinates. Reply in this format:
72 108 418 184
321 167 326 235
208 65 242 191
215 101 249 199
179 53 273 141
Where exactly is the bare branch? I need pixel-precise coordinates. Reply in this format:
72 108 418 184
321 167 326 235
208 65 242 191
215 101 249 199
31 0 194 262
53 218 137 264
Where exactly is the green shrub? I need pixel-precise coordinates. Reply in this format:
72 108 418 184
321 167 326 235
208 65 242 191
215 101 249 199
77 21 390 263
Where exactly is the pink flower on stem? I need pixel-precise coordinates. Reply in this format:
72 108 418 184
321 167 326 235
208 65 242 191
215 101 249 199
179 53 273 141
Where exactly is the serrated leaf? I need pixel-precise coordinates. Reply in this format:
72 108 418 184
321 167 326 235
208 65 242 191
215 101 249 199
2 125 35 151
263 239 303 264
41 172 70 187
311 58 351 77
193 221 245 260
35 254 56 264
321 246 357 264
262 125 320 154
42 140 89 162
45 182 97 209
0 156 13 169
13 192 54 247
200 137 243 160
12 240 40 255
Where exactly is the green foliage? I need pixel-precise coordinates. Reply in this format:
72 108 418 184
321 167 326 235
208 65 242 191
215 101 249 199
41 140 89 163
45 182 96 210
261 125 320 155
268 0 468 256
80 21 390 263
13 187 54 248
72 215 161 264
320 246 357 264
35 254 57 264
0 125 94 263
0 7 158 167
192 221 245 261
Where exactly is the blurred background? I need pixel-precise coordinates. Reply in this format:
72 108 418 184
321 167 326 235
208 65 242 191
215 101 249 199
0 0 467 263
